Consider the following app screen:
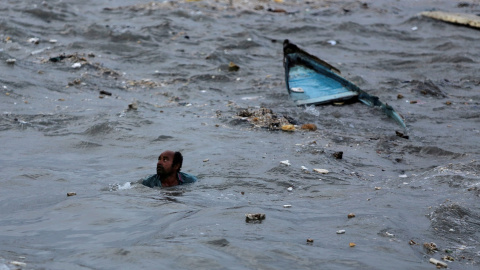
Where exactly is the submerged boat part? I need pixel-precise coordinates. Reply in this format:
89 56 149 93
283 39 407 130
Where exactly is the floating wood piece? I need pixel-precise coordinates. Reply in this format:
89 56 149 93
421 11 480 29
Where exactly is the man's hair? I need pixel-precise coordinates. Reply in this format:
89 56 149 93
173 151 183 172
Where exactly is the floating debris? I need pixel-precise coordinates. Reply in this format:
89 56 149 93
395 131 409 139
10 261 26 267
234 107 296 131
283 205 292 208
374 187 382 190
306 238 314 243
385 231 395 237
281 124 295 131
300 123 317 131
301 166 308 171
287 187 293 192
442 255 454 262
203 159 209 162
313 168 329 174
423 242 438 252
280 160 291 166
71 63 82 69
349 242 356 247
28 37 39 44
409 240 417 245
67 192 76 196
347 213 355 218
336 230 346 234
49 39 57 43
99 90 112 96
128 100 138 110
332 151 343 159
421 11 480 29
6 59 16 64
245 213 265 223
429 258 447 268
228 62 240 72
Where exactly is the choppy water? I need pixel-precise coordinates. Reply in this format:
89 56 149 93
1 0 480 269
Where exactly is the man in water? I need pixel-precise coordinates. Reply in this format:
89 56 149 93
141 150 197 188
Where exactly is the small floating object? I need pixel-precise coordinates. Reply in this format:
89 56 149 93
281 124 295 131
313 168 329 174
283 204 292 208
301 166 308 171
332 151 343 159
287 187 293 192
336 230 346 234
327 40 337 45
245 213 265 222
128 101 138 110
421 11 480 29
10 261 27 267
442 255 454 262
67 192 76 196
283 39 406 130
423 242 438 252
99 90 112 96
385 231 395 237
374 187 382 190
300 123 317 131
228 62 240 72
347 213 355 218
306 238 314 243
349 242 356 247
6 59 16 64
280 160 291 166
28 37 39 44
409 240 417 245
49 39 57 43
71 63 82 68
429 258 447 268
203 159 209 162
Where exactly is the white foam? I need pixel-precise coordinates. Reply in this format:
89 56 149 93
118 182 132 190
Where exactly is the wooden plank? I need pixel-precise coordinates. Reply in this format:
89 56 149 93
421 11 480 29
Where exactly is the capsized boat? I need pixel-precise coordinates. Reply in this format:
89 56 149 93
283 39 406 130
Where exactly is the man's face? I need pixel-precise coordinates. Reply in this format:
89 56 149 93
157 151 176 176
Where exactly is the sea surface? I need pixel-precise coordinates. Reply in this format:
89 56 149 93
1 0 480 269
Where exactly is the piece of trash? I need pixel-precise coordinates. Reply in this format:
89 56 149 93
327 40 337 45
99 90 112 96
71 63 82 68
283 205 292 208
301 166 308 171
347 213 355 218
283 40 406 130
49 39 57 43
349 242 356 247
385 232 395 237
245 213 265 222
128 101 138 110
28 37 39 44
287 187 293 192
313 168 329 174
228 62 240 72
332 151 343 159
336 230 346 234
280 160 291 166
10 261 26 267
423 242 438 252
399 174 407 178
420 11 480 29
67 192 76 196
397 94 404 99
281 124 295 131
290 87 304 93
445 101 452 105
300 123 317 131
442 255 454 262
409 240 417 245
203 159 209 162
411 26 418 31
395 131 409 139
306 238 314 243
6 59 16 64
429 258 447 268
374 187 382 190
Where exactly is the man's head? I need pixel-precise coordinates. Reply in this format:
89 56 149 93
157 150 183 176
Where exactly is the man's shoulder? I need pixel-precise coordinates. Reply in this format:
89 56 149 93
179 172 197 184
142 174 160 188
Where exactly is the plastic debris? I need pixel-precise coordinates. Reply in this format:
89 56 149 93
99 90 112 96
336 230 346 234
245 213 265 223
332 151 343 159
429 258 447 268
128 100 138 110
374 187 382 190
421 11 480 29
290 87 304 93
423 242 438 252
283 205 292 208
287 187 293 192
28 37 39 44
442 255 454 262
313 168 329 174
409 240 417 245
71 63 82 68
306 238 314 243
6 59 16 64
280 160 291 166
327 40 337 45
301 166 308 171
281 124 295 131
300 123 317 131
10 261 26 267
347 213 355 218
67 192 76 196
385 232 395 237
349 242 356 247
228 62 240 72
